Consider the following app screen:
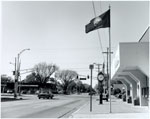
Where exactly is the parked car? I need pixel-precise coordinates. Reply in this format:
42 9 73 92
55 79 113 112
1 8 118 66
88 91 96 95
35 90 40 94
38 91 54 99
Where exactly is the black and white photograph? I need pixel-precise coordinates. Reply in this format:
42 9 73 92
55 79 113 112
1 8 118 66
1 0 149 118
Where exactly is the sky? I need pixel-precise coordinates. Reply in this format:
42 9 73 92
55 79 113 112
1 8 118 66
1 1 149 87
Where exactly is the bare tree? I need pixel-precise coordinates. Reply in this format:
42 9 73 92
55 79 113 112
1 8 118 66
55 70 78 94
32 62 59 87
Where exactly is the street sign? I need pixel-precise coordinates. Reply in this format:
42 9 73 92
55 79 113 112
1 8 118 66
89 64 94 69
80 78 86 80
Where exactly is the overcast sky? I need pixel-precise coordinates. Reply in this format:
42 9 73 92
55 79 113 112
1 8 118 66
1 1 149 86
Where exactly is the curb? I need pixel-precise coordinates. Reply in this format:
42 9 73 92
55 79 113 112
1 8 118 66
69 101 89 118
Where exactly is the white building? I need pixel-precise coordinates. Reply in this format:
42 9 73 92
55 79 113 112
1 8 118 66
111 27 149 106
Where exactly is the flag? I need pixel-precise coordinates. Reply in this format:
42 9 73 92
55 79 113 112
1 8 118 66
85 9 110 33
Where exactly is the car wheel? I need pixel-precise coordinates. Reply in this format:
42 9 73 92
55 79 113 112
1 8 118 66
39 97 41 99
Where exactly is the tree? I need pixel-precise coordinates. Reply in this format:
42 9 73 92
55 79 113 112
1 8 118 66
76 80 82 94
81 83 91 93
1 75 13 93
23 73 37 83
55 70 78 94
32 62 59 88
66 80 76 94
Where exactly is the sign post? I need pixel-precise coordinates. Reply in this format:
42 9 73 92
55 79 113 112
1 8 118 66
89 64 94 112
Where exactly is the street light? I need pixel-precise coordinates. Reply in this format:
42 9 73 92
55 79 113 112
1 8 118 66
18 48 30 96
17 48 30 71
18 48 30 57
14 48 30 98
17 48 30 74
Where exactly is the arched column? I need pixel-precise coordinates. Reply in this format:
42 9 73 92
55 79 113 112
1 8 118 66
123 69 149 106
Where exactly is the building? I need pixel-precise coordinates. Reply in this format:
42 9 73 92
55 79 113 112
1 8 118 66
111 27 149 106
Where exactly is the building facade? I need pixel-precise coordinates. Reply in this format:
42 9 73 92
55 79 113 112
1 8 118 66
111 27 149 106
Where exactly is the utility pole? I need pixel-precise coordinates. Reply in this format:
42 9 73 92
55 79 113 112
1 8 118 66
14 57 18 98
102 46 113 112
93 63 102 73
19 75 21 96
14 48 30 98
97 64 100 73
102 62 105 73
102 48 113 88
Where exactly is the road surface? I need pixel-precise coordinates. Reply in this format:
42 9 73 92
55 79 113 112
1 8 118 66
1 93 91 118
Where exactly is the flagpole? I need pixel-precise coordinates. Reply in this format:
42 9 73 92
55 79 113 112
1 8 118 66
108 5 112 113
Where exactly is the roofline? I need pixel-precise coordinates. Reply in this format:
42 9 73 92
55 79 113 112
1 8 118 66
138 27 149 42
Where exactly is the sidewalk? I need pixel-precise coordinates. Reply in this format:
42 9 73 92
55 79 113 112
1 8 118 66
70 96 149 119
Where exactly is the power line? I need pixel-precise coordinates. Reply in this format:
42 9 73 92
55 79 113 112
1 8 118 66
99 1 107 64
99 1 102 13
92 1 97 17
20 68 33 72
92 1 105 63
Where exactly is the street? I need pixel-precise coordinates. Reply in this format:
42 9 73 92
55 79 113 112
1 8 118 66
1 93 90 118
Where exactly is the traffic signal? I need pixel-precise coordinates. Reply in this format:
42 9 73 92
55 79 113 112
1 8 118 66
13 71 20 76
13 71 15 75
